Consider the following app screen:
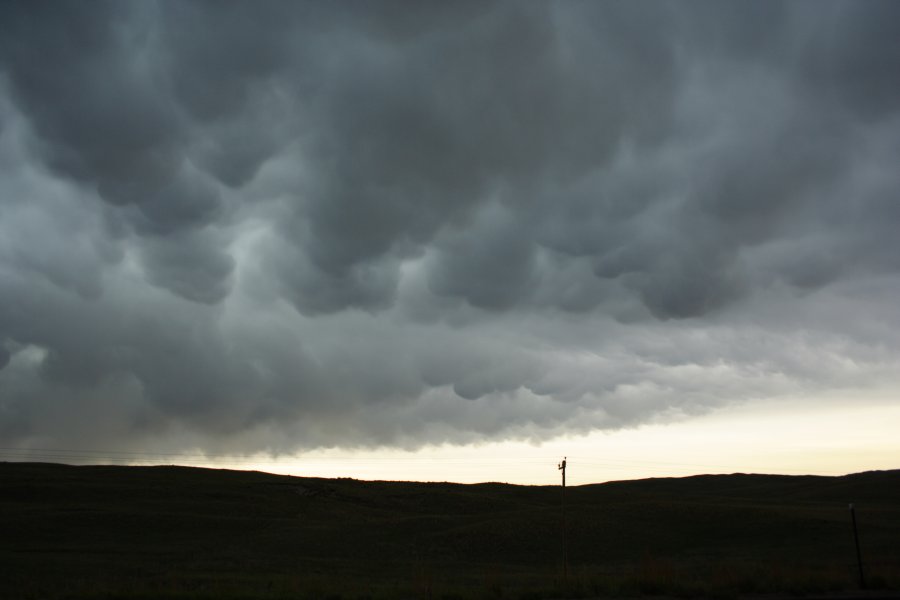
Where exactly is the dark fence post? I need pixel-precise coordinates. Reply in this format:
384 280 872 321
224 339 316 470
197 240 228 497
849 503 865 589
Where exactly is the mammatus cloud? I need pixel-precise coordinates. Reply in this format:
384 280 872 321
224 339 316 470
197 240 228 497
1 1 899 454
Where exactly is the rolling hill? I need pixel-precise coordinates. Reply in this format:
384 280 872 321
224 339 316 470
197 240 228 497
2 462 898 599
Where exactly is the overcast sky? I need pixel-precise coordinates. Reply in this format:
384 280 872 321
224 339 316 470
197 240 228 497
1 1 898 477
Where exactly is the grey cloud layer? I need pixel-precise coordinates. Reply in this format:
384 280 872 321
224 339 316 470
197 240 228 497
1 1 899 453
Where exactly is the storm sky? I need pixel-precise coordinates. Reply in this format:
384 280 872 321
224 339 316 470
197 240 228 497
1 1 899 462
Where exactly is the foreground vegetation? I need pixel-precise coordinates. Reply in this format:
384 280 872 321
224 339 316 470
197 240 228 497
2 462 898 599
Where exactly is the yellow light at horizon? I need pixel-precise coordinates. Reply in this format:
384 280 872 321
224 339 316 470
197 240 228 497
226 392 900 485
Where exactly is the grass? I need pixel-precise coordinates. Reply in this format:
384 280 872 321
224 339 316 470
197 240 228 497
1 463 898 599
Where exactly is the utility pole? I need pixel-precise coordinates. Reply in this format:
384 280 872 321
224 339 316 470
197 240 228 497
849 504 865 589
558 457 568 581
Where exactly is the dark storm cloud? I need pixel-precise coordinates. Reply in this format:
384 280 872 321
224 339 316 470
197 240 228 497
1 1 899 454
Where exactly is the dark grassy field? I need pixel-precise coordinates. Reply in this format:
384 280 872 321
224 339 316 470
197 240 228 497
2 462 898 600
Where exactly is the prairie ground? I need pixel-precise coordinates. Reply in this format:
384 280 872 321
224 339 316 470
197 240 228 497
2 462 898 599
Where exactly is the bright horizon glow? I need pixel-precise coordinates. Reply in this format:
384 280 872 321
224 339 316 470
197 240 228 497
214 390 900 485
4 390 896 486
